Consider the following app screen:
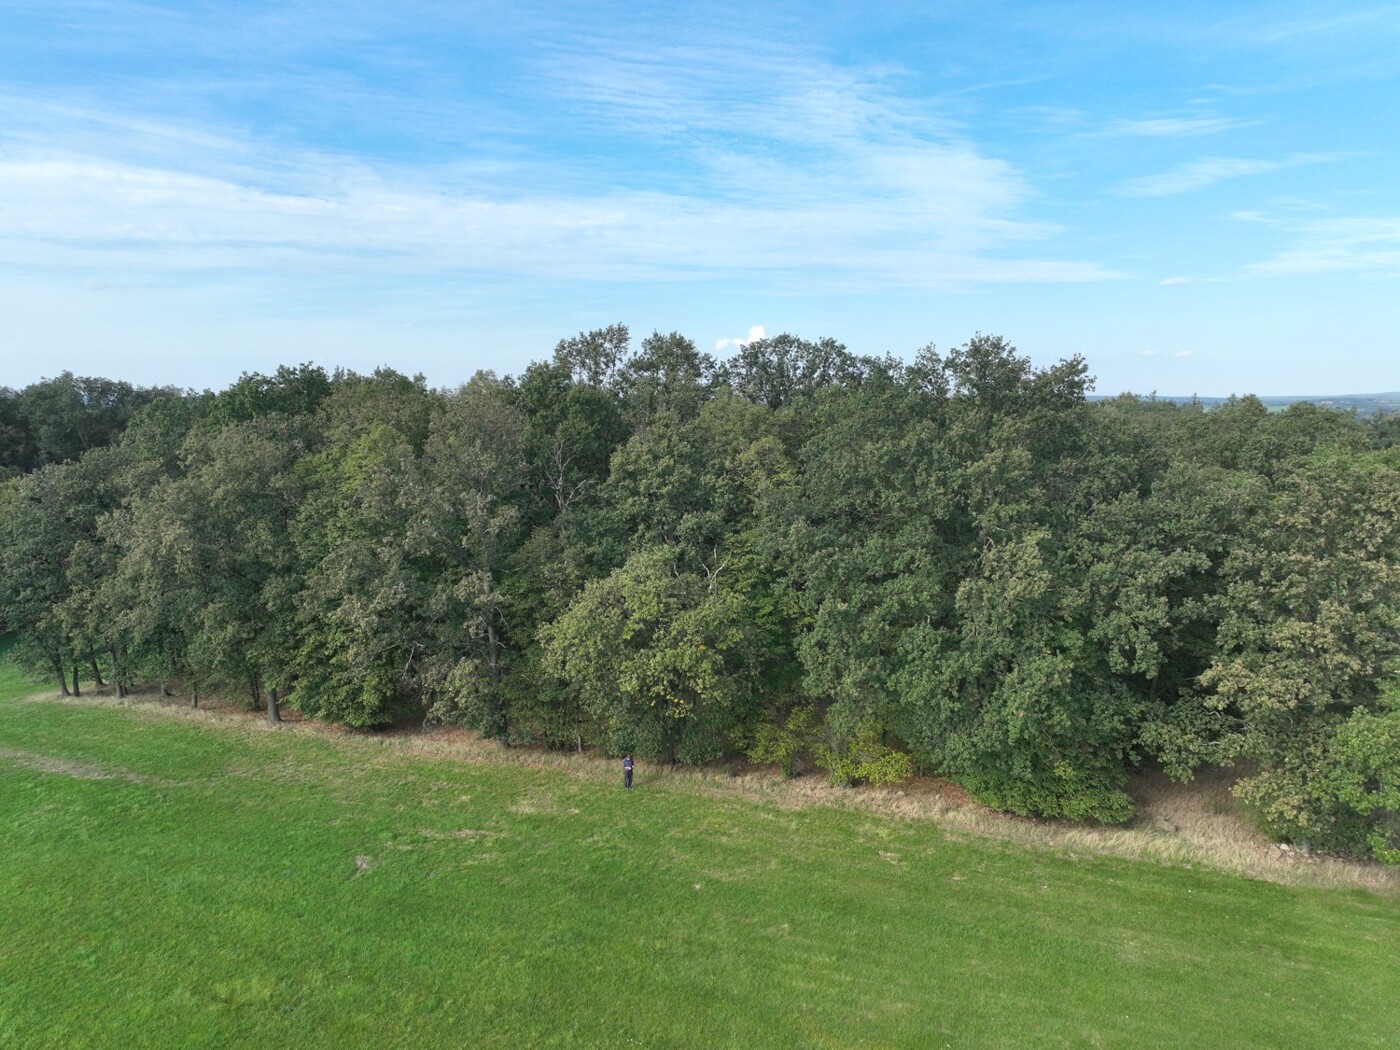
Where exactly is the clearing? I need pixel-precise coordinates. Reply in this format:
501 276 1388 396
1 665 1397 1048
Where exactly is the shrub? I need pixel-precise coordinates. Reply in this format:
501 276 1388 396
816 719 914 788
959 762 1135 825
747 705 822 777
1249 708 1400 864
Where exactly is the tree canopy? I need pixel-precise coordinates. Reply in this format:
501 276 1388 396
3 332 1397 860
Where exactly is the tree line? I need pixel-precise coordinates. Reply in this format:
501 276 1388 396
0 372 181 480
2 330 1397 862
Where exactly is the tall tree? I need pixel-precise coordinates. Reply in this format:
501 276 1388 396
284 370 438 726
413 374 530 736
117 419 309 717
720 333 864 410
1186 449 1400 852
617 330 718 426
540 546 766 762
552 324 630 390
0 446 133 693
9 372 178 471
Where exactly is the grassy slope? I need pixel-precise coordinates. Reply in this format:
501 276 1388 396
0 634 29 697
1 667 1397 1048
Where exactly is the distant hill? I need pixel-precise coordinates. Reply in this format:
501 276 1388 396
1093 392 1400 417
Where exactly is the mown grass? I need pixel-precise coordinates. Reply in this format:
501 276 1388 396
0 634 29 699
2 660 1398 1048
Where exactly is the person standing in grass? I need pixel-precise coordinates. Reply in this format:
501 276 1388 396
623 754 634 790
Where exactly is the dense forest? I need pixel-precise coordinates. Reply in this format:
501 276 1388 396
2 331 1398 862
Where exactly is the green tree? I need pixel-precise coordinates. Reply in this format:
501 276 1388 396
552 324 630 390
9 372 178 470
289 426 425 726
617 330 718 426
720 333 864 410
1310 695 1400 863
540 546 765 762
1189 450 1400 851
210 363 335 425
116 420 309 718
283 370 438 726
512 359 628 520
0 386 34 479
0 450 126 694
413 374 530 737
0 469 79 693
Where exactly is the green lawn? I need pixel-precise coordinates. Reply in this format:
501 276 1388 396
0 634 32 699
1 658 1397 1048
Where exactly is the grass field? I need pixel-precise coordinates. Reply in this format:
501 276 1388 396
2 655 1398 1048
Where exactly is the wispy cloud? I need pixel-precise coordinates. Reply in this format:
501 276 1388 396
1246 214 1400 276
0 148 1122 289
1098 116 1253 137
0 39 1125 291
1117 153 1342 197
532 35 1029 243
1254 7 1400 43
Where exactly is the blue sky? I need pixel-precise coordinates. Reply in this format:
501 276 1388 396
1 1 1397 395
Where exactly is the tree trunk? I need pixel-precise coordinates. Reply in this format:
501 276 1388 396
72 663 81 696
53 658 70 697
105 649 125 700
487 623 501 686
265 690 281 723
160 681 171 697
190 686 199 709
90 654 105 687
107 648 125 699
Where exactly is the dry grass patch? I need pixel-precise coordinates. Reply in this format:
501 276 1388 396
0 742 164 784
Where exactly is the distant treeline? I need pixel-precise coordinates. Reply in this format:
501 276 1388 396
0 373 183 480
2 331 1398 861
1088 391 1400 418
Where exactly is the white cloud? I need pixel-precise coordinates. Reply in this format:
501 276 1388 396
1173 350 1195 358
715 324 767 351
1159 276 1191 286
1138 349 1158 357
1117 154 1338 197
